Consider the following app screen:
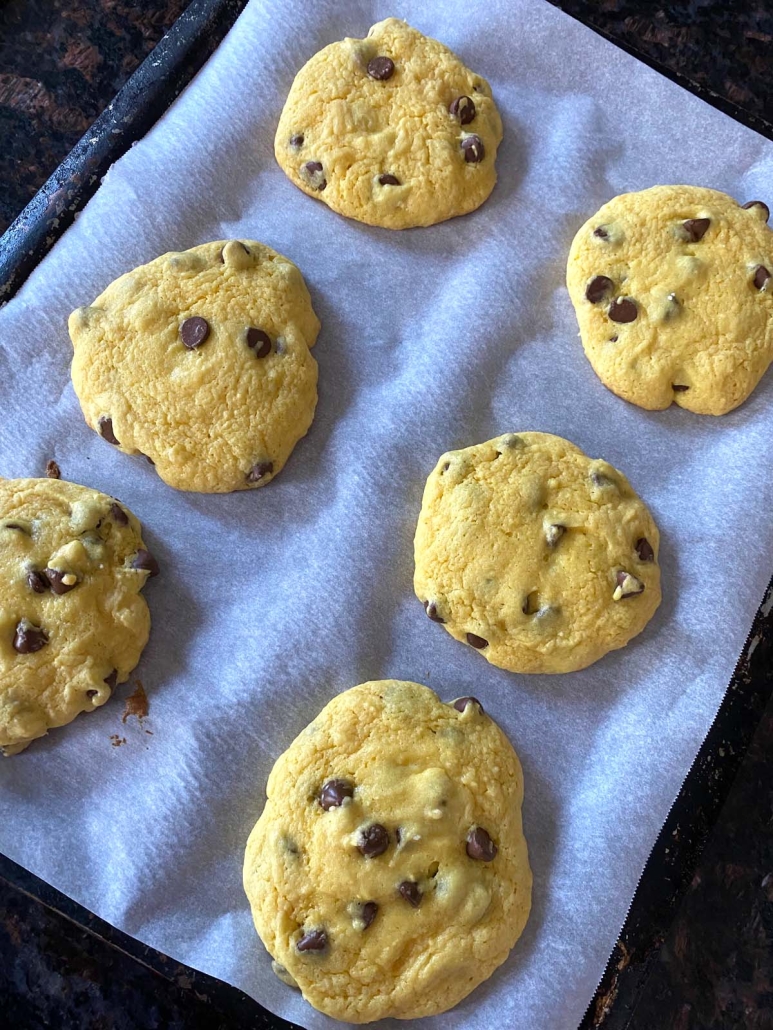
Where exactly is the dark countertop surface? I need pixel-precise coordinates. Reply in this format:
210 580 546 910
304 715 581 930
1 2 772 1029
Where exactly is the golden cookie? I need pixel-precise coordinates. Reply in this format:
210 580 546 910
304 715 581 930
414 433 661 674
567 185 773 414
0 478 154 755
69 240 320 493
243 680 531 1023
275 18 503 229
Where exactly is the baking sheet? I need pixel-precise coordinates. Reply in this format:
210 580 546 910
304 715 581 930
1 1 772 1027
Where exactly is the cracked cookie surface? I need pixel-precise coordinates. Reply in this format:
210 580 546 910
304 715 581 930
275 18 503 229
69 240 320 493
414 433 661 674
567 185 773 415
0 478 154 754
243 680 531 1023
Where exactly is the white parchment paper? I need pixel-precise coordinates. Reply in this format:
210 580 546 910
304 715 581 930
1 1 772 1027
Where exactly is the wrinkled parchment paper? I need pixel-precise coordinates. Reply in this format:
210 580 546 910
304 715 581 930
1 1 772 1027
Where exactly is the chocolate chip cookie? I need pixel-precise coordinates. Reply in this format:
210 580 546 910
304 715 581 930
275 18 503 229
0 477 155 755
69 240 320 492
243 680 531 1022
414 433 661 674
567 185 773 414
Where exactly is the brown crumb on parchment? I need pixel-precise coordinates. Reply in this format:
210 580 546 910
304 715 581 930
46 460 61 479
109 735 126 748
122 680 149 724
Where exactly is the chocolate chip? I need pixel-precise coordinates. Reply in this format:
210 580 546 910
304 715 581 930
423 600 445 623
635 537 655 563
367 56 394 80
613 570 645 600
301 161 327 191
742 200 770 222
132 548 160 577
246 461 273 484
593 226 609 239
296 929 327 953
461 135 485 163
110 502 129 526
609 335 619 343
360 902 378 930
318 779 353 811
608 297 637 323
378 173 400 186
180 316 210 350
246 328 271 357
441 462 451 473
545 524 566 547
591 471 616 488
27 570 49 593
46 460 61 479
466 826 498 862
13 620 48 654
86 689 98 699
466 632 488 649
672 384 689 392
522 591 540 616
452 696 484 715
398 881 422 907
289 133 305 148
585 275 614 304
753 265 771 290
449 95 476 125
98 416 119 446
104 669 118 689
45 569 78 595
358 823 390 858
681 218 710 242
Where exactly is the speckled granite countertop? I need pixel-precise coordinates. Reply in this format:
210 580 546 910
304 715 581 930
0 2 772 1028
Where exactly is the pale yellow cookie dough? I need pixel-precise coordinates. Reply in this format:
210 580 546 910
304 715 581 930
244 680 531 1023
69 240 320 493
0 478 154 755
567 185 773 415
414 433 661 674
275 18 503 229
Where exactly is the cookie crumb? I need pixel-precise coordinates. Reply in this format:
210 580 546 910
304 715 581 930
122 680 149 723
109 734 126 747
45 460 61 479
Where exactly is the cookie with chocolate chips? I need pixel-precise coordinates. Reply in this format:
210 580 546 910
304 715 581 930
414 433 661 674
243 680 531 1022
69 240 320 492
567 185 773 415
0 477 154 755
274 18 503 229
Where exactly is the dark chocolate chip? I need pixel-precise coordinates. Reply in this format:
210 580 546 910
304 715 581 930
110 502 129 526
246 461 274 484
682 218 710 242
441 462 451 473
104 669 118 689
608 297 637 323
466 826 498 862
360 901 379 930
593 226 609 239
672 384 690 392
585 275 614 304
367 56 394 80
296 929 327 953
615 570 645 598
452 696 484 715
45 569 78 595
132 549 160 577
86 689 98 698
301 161 327 191
449 95 476 125
742 200 770 222
753 265 771 290
609 335 619 343
318 779 354 811
466 632 488 649
13 621 48 654
180 316 210 350
591 471 616 488
246 328 272 357
358 823 390 858
398 881 422 907
46 460 61 479
98 416 119 446
461 135 485 163
289 133 305 148
635 537 655 563
378 173 400 186
27 570 50 593
423 600 445 624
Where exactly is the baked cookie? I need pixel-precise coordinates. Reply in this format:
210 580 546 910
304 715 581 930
275 18 503 229
244 680 531 1023
414 433 661 674
567 185 773 415
69 240 320 493
0 477 155 755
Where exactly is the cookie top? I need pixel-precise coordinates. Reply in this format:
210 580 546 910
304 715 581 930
274 18 503 229
0 478 154 755
567 185 773 415
69 240 320 493
243 680 531 1023
414 433 661 674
